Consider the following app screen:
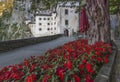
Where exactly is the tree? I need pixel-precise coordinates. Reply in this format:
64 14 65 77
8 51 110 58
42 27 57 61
29 0 112 44
85 0 111 44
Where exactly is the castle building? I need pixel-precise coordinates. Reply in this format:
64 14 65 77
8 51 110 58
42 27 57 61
28 11 60 37
57 1 79 36
28 1 79 37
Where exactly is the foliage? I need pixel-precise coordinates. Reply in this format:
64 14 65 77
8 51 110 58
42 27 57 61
0 0 32 41
0 22 29 41
0 39 112 82
30 0 79 10
0 0 14 17
0 10 12 40
109 0 120 14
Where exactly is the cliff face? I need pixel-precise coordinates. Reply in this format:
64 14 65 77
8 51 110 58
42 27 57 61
0 0 57 41
0 0 32 41
0 0 77 41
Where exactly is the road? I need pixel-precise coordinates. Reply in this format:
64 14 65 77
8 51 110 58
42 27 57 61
0 36 76 68
111 40 120 82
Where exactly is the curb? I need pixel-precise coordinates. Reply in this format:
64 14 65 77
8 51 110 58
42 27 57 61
94 49 117 82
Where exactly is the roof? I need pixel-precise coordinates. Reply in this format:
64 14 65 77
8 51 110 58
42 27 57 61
28 22 35 24
35 13 52 16
58 1 79 7
35 10 56 16
35 10 53 16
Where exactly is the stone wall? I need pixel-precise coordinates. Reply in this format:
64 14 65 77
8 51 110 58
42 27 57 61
0 34 62 53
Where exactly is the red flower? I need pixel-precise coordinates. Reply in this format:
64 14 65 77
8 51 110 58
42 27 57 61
85 74 94 82
4 72 10 80
109 49 112 53
106 54 109 58
72 53 77 58
91 56 95 59
26 74 36 82
41 64 48 70
86 46 92 54
82 59 87 64
30 63 37 72
72 74 81 82
1 67 8 71
86 63 94 73
104 57 109 63
56 68 64 82
42 75 51 82
24 60 29 67
95 51 101 56
10 73 20 80
80 71 84 75
41 64 53 70
103 48 106 52
0 75 4 81
64 54 70 60
86 63 91 70
77 51 81 55
17 64 23 70
96 57 102 62
0 39 112 82
64 60 73 69
79 64 84 70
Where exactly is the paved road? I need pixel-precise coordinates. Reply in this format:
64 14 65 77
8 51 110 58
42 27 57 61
0 36 76 68
111 40 120 82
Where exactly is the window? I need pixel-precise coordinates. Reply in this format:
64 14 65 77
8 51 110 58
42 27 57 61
39 18 41 20
48 18 50 20
54 22 56 25
65 20 68 25
39 28 42 31
47 28 50 30
48 23 50 25
51 28 53 30
51 18 53 20
65 9 68 15
51 23 53 25
39 23 42 25
54 27 56 30
44 18 46 20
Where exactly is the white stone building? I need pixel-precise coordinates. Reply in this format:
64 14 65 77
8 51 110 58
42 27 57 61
57 1 79 36
28 1 79 37
29 12 60 37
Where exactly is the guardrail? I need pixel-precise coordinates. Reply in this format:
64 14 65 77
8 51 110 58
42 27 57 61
0 34 62 53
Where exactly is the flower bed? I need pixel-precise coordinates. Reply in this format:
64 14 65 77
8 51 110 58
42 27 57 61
0 39 112 82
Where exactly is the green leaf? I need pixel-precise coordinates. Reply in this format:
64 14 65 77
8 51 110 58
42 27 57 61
80 0 86 7
51 75 55 82
74 67 79 72
64 73 69 82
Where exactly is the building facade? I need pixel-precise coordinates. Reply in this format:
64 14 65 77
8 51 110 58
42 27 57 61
29 12 60 37
28 1 79 37
57 1 79 36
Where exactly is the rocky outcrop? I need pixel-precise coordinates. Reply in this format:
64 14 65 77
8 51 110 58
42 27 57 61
0 0 32 41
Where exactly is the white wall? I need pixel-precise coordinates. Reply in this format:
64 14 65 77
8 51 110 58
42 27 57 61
57 2 79 36
32 13 60 37
29 23 36 36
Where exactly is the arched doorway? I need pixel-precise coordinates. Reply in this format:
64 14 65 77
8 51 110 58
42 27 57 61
64 29 69 36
